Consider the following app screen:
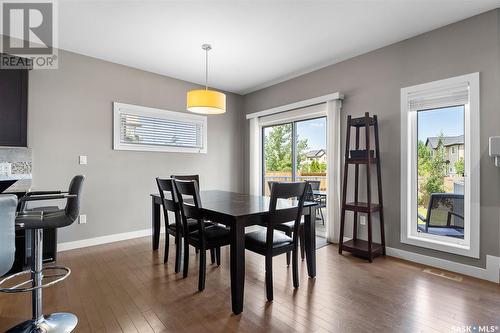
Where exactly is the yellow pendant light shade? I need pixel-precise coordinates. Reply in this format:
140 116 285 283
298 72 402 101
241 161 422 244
187 89 226 114
187 43 226 115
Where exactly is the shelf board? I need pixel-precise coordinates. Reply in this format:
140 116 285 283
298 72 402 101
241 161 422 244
349 116 376 127
346 158 378 164
341 239 384 258
344 202 380 213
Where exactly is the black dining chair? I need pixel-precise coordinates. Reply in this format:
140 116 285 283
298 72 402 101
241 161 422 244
170 174 216 262
156 178 212 272
171 174 200 185
245 181 308 302
174 179 231 291
272 181 314 265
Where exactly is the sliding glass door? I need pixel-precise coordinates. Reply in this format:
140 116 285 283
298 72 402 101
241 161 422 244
295 117 327 190
263 123 293 196
262 117 328 237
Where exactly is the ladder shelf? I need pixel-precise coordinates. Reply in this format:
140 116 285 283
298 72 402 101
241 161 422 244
338 112 385 262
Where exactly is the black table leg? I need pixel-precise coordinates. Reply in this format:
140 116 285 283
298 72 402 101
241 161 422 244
152 198 160 251
230 220 245 315
304 207 316 278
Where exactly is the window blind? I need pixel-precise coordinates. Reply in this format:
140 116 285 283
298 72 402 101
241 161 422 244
113 102 207 153
408 82 469 111
120 113 202 148
258 103 326 126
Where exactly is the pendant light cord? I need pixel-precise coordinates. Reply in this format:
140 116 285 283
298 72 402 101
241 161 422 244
205 47 208 90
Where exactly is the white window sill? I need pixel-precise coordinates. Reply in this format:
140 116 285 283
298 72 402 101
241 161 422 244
402 233 478 258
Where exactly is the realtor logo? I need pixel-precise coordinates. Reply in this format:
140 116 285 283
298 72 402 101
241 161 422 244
1 0 58 69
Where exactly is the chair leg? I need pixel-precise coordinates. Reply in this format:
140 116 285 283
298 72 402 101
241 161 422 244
286 231 291 266
319 207 325 225
292 247 299 288
183 239 189 278
174 235 182 273
164 233 169 264
210 248 216 264
216 247 221 266
265 255 273 302
198 246 206 291
299 228 305 261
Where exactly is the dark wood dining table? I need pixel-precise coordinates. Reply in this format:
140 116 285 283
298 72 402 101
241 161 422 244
150 190 317 314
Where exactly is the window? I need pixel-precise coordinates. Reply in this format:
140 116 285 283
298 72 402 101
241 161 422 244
262 116 328 239
262 117 327 195
400 73 480 258
113 102 207 153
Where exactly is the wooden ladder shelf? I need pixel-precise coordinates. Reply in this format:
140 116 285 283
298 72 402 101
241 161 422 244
339 112 385 262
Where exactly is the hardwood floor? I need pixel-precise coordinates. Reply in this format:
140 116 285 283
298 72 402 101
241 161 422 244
1 235 499 333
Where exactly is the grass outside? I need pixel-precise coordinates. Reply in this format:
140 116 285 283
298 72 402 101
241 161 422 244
417 206 427 226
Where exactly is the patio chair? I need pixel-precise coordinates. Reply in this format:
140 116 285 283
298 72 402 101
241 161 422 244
417 193 464 238
307 180 326 225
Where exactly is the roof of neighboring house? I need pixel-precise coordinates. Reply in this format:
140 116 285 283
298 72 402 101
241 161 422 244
304 149 326 158
425 135 464 149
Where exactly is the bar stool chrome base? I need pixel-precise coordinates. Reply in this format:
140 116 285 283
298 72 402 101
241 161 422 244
6 313 78 333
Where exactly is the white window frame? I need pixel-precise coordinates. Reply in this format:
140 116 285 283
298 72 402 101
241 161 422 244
400 73 480 258
113 102 207 154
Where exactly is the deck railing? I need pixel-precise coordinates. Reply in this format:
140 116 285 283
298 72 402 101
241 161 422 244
264 172 327 195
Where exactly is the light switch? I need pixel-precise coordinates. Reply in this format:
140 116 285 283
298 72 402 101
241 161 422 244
79 214 87 224
79 155 87 165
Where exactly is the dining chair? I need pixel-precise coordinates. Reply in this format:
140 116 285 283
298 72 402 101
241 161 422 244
156 178 207 272
174 179 231 291
170 174 216 262
245 181 308 302
271 181 313 265
171 174 200 185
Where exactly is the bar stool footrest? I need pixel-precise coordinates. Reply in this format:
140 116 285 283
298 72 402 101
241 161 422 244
0 266 71 293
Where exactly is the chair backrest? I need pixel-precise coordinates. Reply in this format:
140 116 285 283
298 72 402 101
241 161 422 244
304 181 316 202
156 178 181 230
267 181 276 194
267 182 308 244
174 180 206 236
0 194 17 276
307 180 320 191
171 175 200 188
65 175 85 221
426 193 464 229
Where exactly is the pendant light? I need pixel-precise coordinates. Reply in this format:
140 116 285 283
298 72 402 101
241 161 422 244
187 44 226 114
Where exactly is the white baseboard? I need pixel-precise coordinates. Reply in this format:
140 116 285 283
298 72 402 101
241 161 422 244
386 247 500 284
58 228 164 252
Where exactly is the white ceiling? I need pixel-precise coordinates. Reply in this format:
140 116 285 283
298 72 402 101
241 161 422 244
57 0 500 95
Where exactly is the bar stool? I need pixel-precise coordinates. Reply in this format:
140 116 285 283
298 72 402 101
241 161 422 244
0 194 17 277
0 175 85 333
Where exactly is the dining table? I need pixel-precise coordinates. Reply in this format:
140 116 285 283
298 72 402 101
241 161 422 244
150 190 317 314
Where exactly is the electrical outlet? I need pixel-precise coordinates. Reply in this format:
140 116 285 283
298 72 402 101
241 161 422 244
79 155 87 165
79 214 87 224
360 215 366 226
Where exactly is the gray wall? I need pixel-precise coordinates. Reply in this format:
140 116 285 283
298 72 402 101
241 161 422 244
242 9 500 267
28 50 244 243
